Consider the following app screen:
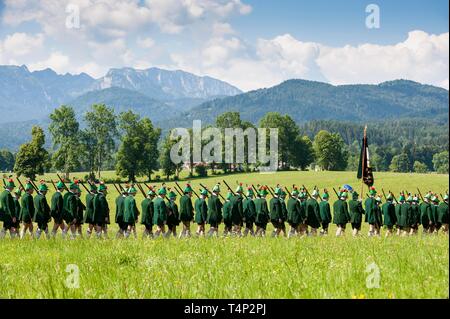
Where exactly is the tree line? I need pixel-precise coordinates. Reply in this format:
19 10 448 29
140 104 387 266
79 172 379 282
0 106 448 180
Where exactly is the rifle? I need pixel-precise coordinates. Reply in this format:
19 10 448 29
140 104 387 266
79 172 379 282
172 185 183 197
136 183 146 197
30 180 39 192
143 182 152 190
79 181 92 194
16 177 25 191
416 188 425 202
389 190 399 204
112 183 121 194
313 185 323 202
50 179 57 191
381 188 389 201
332 187 339 198
265 185 274 197
200 183 225 200
302 184 312 199
2 179 6 188
56 173 69 191
252 184 259 196
222 180 236 196
174 182 187 197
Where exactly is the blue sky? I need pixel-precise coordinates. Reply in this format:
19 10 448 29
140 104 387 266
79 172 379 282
0 0 448 91
232 0 448 46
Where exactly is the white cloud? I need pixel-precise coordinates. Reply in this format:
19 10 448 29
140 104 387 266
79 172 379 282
137 37 155 49
170 31 449 91
28 52 70 73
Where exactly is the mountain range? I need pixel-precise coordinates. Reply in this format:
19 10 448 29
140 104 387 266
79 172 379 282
0 65 242 123
0 64 448 151
163 79 449 129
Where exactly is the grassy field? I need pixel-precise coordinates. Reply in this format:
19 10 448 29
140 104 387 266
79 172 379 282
0 171 448 299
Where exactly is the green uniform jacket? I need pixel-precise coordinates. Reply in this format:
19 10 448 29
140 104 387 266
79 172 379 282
410 204 420 226
299 200 307 222
33 193 51 224
93 193 109 224
0 190 14 223
140 198 154 226
230 195 243 225
166 200 180 227
382 202 396 227
50 191 64 222
319 201 332 224
306 198 321 228
333 199 350 225
20 193 34 223
13 197 20 227
348 199 364 224
63 192 77 223
222 201 232 225
280 200 288 221
194 198 208 224
431 205 439 224
419 202 432 226
207 195 223 225
123 196 139 224
365 197 377 224
179 195 194 222
115 195 125 224
269 197 282 222
397 203 411 227
375 204 383 226
243 198 256 223
76 196 85 224
287 197 301 224
152 197 167 225
83 193 95 224
254 197 269 225
437 202 448 224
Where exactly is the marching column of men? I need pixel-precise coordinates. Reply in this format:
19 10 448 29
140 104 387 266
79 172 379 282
0 179 448 239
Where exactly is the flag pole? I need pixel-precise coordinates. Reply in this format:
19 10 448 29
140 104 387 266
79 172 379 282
361 125 367 199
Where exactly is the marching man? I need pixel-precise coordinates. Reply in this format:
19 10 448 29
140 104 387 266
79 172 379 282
153 186 168 238
179 184 194 238
123 186 139 239
33 182 51 239
305 189 321 236
333 190 350 236
243 187 256 237
93 183 109 239
207 184 223 237
194 188 208 236
348 191 364 237
141 188 155 238
19 182 35 238
50 181 66 238
0 179 16 239
166 190 180 237
319 190 332 235
382 193 396 237
287 187 301 238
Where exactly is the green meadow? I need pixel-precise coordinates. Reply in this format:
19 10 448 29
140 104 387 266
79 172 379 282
0 171 448 299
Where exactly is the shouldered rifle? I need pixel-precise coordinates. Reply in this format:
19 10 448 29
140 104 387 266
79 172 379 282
222 180 236 196
332 188 339 198
136 183 146 197
16 177 25 191
416 188 425 202
172 185 183 197
50 179 57 191
79 181 92 194
313 185 323 202
302 185 312 199
112 183 121 194
440 193 448 205
56 173 69 191
265 185 274 197
388 190 399 204
200 183 225 200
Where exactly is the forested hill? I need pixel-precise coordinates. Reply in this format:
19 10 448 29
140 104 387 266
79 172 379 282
163 79 448 128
